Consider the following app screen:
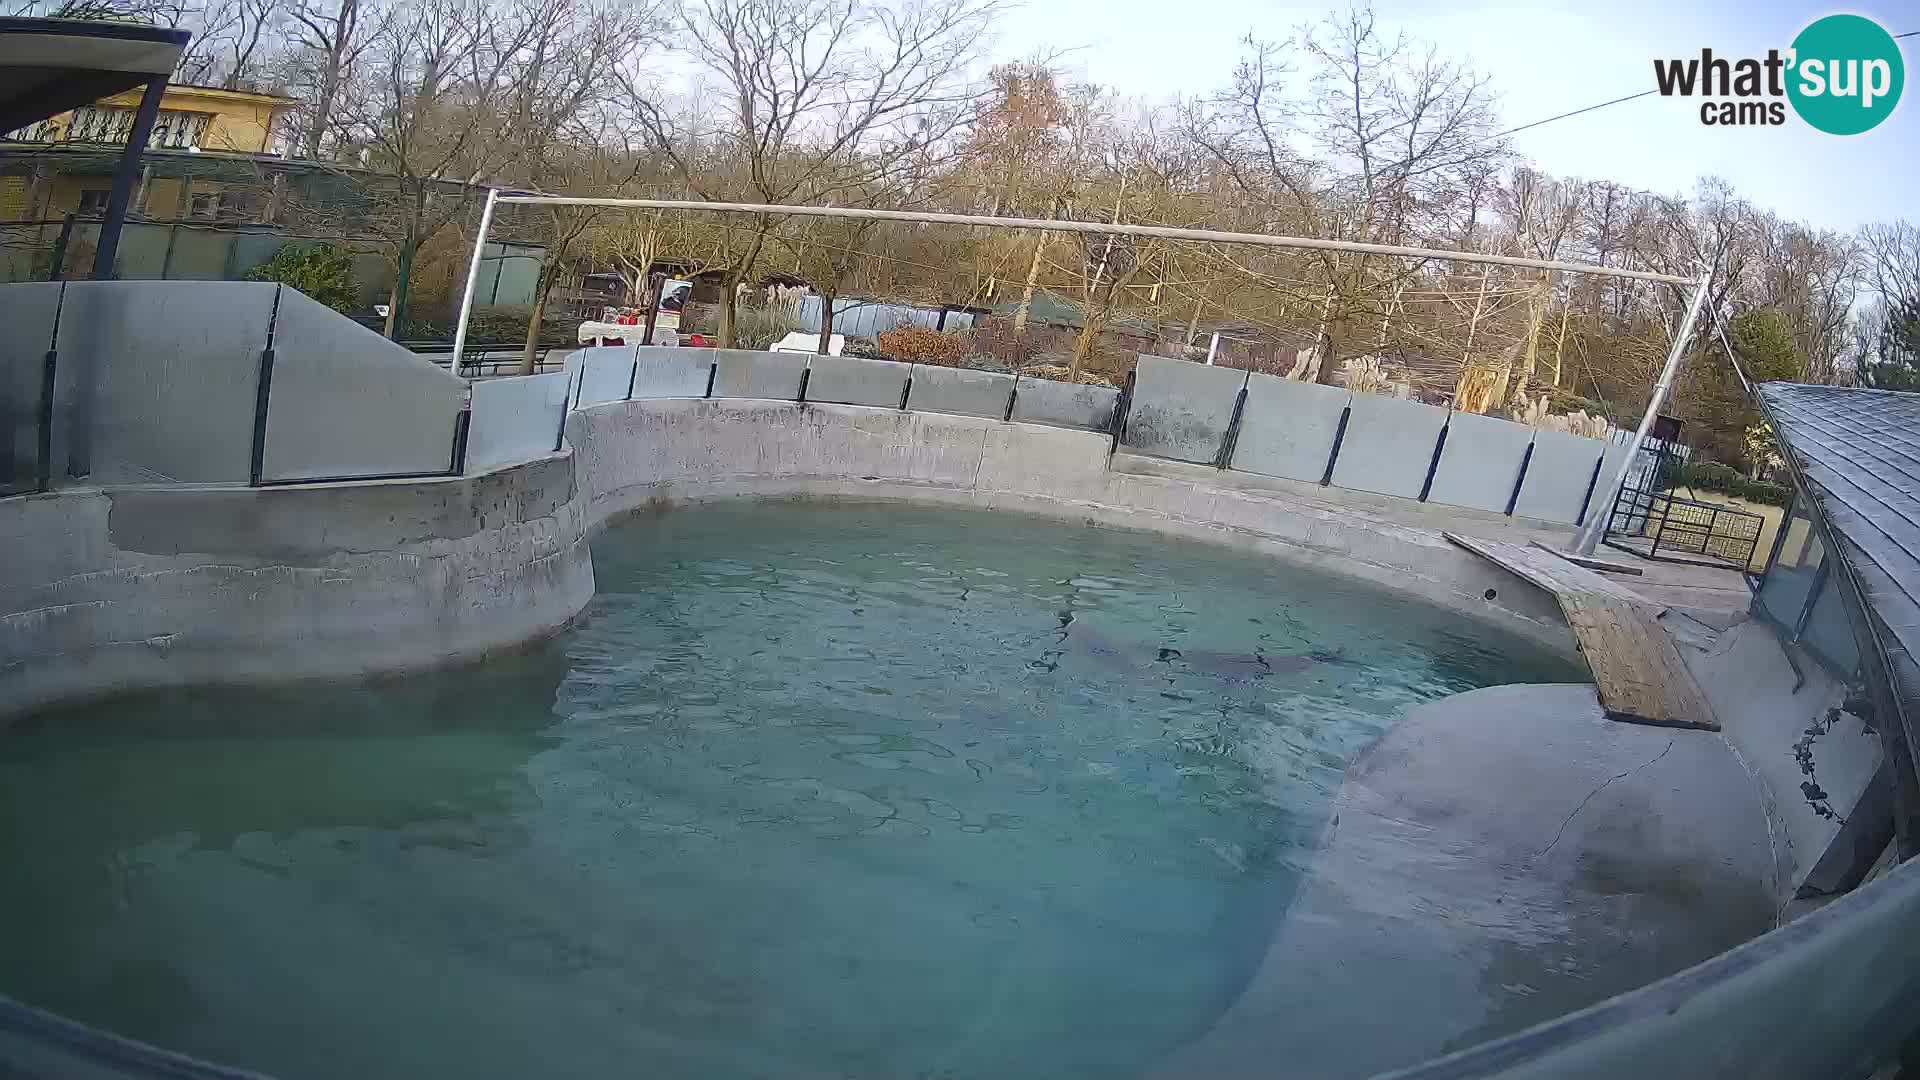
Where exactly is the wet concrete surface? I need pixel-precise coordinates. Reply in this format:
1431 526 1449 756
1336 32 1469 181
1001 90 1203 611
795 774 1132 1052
1155 683 1781 1080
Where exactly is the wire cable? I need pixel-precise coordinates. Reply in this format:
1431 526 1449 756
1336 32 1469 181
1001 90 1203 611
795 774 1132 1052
1491 90 1659 142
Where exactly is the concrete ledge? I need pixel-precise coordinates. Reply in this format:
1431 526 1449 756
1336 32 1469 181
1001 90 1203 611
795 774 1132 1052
803 354 910 408
0 452 594 718
711 349 806 400
565 398 1577 657
630 347 713 399
907 364 1014 419
1120 354 1247 463
1010 376 1118 431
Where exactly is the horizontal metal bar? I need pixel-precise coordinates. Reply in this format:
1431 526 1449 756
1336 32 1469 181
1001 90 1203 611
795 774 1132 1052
254 469 455 487
489 196 1697 285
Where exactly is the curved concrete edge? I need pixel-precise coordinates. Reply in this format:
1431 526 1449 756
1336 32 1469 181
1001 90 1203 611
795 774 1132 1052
2 395 1577 720
564 397 1579 659
0 452 594 718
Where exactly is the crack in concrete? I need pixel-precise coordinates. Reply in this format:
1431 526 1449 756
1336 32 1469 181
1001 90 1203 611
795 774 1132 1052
1537 738 1676 860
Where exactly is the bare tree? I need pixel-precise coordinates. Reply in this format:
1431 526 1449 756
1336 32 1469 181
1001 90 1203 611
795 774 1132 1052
626 0 1000 346
334 0 534 333
173 0 283 89
282 0 386 159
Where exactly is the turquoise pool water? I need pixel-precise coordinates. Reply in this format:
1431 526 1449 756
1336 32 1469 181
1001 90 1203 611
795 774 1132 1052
0 503 1578 1079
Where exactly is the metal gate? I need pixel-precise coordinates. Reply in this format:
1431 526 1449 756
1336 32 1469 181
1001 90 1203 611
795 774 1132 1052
1603 483 1766 570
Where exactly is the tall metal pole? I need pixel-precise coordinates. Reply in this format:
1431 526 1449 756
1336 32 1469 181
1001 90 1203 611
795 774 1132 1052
91 76 166 281
1572 270 1714 555
451 187 500 374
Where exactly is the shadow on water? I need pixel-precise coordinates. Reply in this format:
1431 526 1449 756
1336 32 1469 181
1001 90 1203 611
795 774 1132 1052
0 646 570 1054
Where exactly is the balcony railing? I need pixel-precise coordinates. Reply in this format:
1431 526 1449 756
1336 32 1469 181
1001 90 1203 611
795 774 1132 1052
4 106 213 150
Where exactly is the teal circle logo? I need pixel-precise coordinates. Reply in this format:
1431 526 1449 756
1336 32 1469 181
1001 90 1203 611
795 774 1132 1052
1787 14 1904 135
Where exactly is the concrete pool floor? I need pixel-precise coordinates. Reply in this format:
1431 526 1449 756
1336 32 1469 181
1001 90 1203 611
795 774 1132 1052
1155 683 1783 1080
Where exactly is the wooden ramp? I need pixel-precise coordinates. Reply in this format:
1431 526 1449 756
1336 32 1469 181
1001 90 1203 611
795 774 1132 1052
1446 533 1718 730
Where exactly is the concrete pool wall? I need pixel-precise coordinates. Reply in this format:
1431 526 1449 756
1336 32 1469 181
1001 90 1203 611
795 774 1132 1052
565 397 1578 654
0 452 591 717
2 395 1584 718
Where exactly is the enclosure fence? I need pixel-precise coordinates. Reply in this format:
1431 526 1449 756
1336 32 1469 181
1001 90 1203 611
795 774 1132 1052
455 194 1710 556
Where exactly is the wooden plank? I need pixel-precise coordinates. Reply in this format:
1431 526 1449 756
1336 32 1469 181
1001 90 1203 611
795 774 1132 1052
1561 594 1718 730
1528 540 1644 576
1445 532 1718 730
1445 534 1650 604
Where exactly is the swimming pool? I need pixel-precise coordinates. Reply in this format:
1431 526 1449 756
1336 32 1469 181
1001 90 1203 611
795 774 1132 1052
0 502 1581 1079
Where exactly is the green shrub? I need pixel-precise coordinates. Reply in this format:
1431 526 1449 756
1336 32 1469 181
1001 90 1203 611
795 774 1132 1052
729 305 802 350
1662 459 1793 508
403 307 581 346
246 243 359 313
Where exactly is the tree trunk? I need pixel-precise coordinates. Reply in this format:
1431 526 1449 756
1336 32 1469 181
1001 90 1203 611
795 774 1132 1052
1551 307 1571 387
1498 274 1553 413
382 280 399 337
1069 278 1121 379
1312 282 1342 386
718 285 737 349
1069 315 1100 378
519 265 557 375
817 292 835 355
1452 270 1494 410
1183 290 1204 346
718 223 770 349
387 183 422 340
1013 229 1047 335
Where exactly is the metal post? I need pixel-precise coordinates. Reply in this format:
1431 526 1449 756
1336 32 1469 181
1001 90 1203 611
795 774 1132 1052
451 187 500 374
47 213 76 280
92 77 166 281
1205 331 1221 364
1572 270 1713 555
640 273 661 346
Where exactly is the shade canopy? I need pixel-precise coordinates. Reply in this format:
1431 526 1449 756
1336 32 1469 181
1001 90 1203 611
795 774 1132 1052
0 17 187 134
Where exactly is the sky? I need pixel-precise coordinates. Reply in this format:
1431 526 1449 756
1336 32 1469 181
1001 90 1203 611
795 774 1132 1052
992 0 1917 234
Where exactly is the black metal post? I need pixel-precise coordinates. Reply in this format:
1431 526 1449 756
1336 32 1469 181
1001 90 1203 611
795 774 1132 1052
35 349 56 493
47 213 76 280
92 76 167 281
640 273 662 346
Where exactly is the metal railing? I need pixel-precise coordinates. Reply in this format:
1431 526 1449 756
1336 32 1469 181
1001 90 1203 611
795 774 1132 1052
1604 482 1766 570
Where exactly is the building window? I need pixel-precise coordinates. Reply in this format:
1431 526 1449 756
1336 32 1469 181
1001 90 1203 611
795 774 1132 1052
188 192 220 220
149 111 213 150
77 189 111 217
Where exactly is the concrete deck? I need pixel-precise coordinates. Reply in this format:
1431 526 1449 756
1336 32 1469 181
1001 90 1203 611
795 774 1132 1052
1156 684 1782 1080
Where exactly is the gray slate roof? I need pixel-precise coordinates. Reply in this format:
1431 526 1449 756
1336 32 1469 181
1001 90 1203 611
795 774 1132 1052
1757 383 1920 712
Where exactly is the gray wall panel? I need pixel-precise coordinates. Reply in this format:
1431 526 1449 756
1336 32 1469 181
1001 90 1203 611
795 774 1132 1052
1328 394 1451 499
261 288 466 481
1230 374 1350 481
1426 411 1536 513
805 354 909 408
630 348 713 400
1009 377 1118 431
466 372 570 472
1513 430 1608 524
1120 354 1247 463
1 283 62 492
573 346 638 406
908 365 1014 419
54 280 275 484
712 349 807 400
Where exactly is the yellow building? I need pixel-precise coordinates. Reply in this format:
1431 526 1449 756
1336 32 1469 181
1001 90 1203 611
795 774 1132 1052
0 83 295 222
